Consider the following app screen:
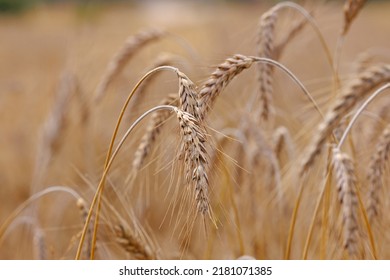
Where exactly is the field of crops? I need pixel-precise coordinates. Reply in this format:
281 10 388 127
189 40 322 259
1 0 390 260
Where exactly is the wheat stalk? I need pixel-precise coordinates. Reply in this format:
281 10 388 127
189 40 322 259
91 66 203 258
76 105 211 259
76 198 93 259
300 64 390 175
0 186 84 254
127 53 180 116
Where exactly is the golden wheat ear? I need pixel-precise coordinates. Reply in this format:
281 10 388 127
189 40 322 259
76 104 213 259
198 54 322 124
197 54 254 121
332 148 360 259
32 72 77 192
95 28 166 103
174 108 211 216
367 124 390 223
132 68 197 172
256 6 277 122
114 224 156 260
342 0 367 36
132 94 179 172
256 1 334 122
272 126 295 166
334 0 368 90
300 64 390 176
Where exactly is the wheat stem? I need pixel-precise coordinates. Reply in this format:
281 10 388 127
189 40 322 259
91 66 178 259
338 83 390 149
76 105 177 259
0 186 83 246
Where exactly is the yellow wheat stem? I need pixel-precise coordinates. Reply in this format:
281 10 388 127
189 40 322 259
90 66 180 259
77 105 178 260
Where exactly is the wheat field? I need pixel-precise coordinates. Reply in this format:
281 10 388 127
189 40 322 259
1 0 390 260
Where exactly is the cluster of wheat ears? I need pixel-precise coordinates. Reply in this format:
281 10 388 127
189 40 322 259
2 0 390 260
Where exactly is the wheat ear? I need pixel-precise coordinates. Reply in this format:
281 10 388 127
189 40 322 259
300 64 390 175
332 148 359 258
132 69 197 171
342 0 367 35
114 224 155 260
76 105 211 259
91 66 202 258
328 83 390 258
198 54 254 120
198 54 322 122
32 72 76 192
32 228 47 260
95 28 166 102
367 124 390 222
178 70 199 118
256 6 277 121
132 94 179 171
175 108 210 215
241 116 282 197
256 1 334 121
91 65 190 258
335 0 367 90
272 126 294 164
